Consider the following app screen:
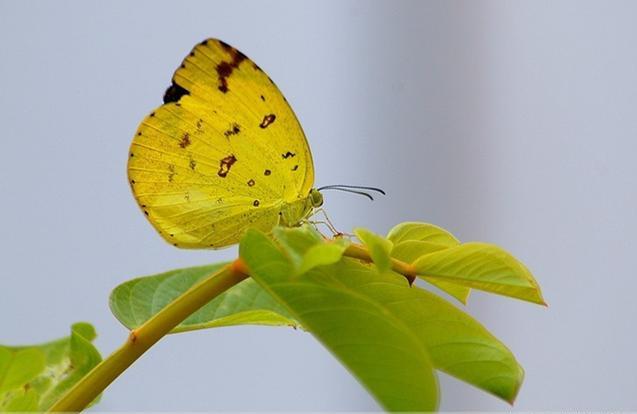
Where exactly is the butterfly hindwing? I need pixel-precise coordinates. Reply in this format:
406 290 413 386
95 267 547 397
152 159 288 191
128 39 314 248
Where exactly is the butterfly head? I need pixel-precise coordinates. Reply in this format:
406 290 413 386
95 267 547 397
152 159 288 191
309 188 324 208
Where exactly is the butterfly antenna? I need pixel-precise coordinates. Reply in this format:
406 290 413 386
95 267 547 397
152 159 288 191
318 187 375 201
317 184 386 195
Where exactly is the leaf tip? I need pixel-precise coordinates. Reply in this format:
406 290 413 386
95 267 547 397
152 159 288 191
506 361 525 405
71 322 97 342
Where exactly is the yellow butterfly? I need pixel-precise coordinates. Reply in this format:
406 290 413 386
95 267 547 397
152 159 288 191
128 39 325 249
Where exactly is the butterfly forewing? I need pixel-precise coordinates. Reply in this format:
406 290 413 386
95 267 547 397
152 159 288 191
128 39 314 248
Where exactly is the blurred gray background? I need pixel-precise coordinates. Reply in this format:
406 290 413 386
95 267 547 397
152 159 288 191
1 0 635 410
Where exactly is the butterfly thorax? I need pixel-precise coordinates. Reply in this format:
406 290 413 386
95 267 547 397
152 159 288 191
279 189 323 227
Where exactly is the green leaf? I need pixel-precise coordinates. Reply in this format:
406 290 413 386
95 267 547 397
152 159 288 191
0 322 102 411
364 274 524 404
273 225 324 267
413 242 546 305
241 229 438 411
354 227 393 272
273 225 351 276
388 223 471 304
241 228 527 408
297 239 350 275
387 221 460 246
0 348 44 393
4 389 38 412
110 263 300 332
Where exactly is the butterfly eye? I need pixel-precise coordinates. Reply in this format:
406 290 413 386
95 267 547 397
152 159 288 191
310 189 324 207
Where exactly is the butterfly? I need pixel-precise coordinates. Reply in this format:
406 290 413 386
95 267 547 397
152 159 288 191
127 38 328 249
128 39 384 249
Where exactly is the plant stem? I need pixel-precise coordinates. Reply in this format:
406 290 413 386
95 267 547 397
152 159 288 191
48 259 250 412
48 245 414 412
345 244 417 284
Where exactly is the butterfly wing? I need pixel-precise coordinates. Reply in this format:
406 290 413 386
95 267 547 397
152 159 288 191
128 39 314 248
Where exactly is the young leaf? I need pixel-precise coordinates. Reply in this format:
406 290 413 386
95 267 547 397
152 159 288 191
388 223 471 304
354 227 393 272
273 225 324 267
413 242 546 304
273 225 351 275
387 221 459 246
110 263 300 332
0 322 102 411
296 239 350 275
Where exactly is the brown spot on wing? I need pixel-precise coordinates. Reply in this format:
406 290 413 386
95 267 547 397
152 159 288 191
264 169 271 176
218 154 237 177
247 179 255 187
224 122 241 138
215 43 246 93
179 133 191 148
259 114 276 128
282 151 296 159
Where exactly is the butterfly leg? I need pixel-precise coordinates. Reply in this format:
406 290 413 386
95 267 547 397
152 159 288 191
306 219 334 237
311 208 354 240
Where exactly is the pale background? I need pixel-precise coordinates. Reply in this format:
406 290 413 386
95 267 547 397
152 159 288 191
1 0 636 410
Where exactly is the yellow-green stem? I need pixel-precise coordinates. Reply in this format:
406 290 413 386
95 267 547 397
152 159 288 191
48 260 249 412
345 244 417 284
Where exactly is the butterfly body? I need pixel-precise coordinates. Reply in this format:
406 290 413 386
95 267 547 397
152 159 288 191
279 189 324 227
128 39 319 249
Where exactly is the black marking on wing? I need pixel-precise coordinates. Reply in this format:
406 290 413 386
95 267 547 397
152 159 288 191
163 82 190 103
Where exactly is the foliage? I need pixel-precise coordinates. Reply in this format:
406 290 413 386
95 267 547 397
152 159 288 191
0 323 101 412
105 223 544 411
